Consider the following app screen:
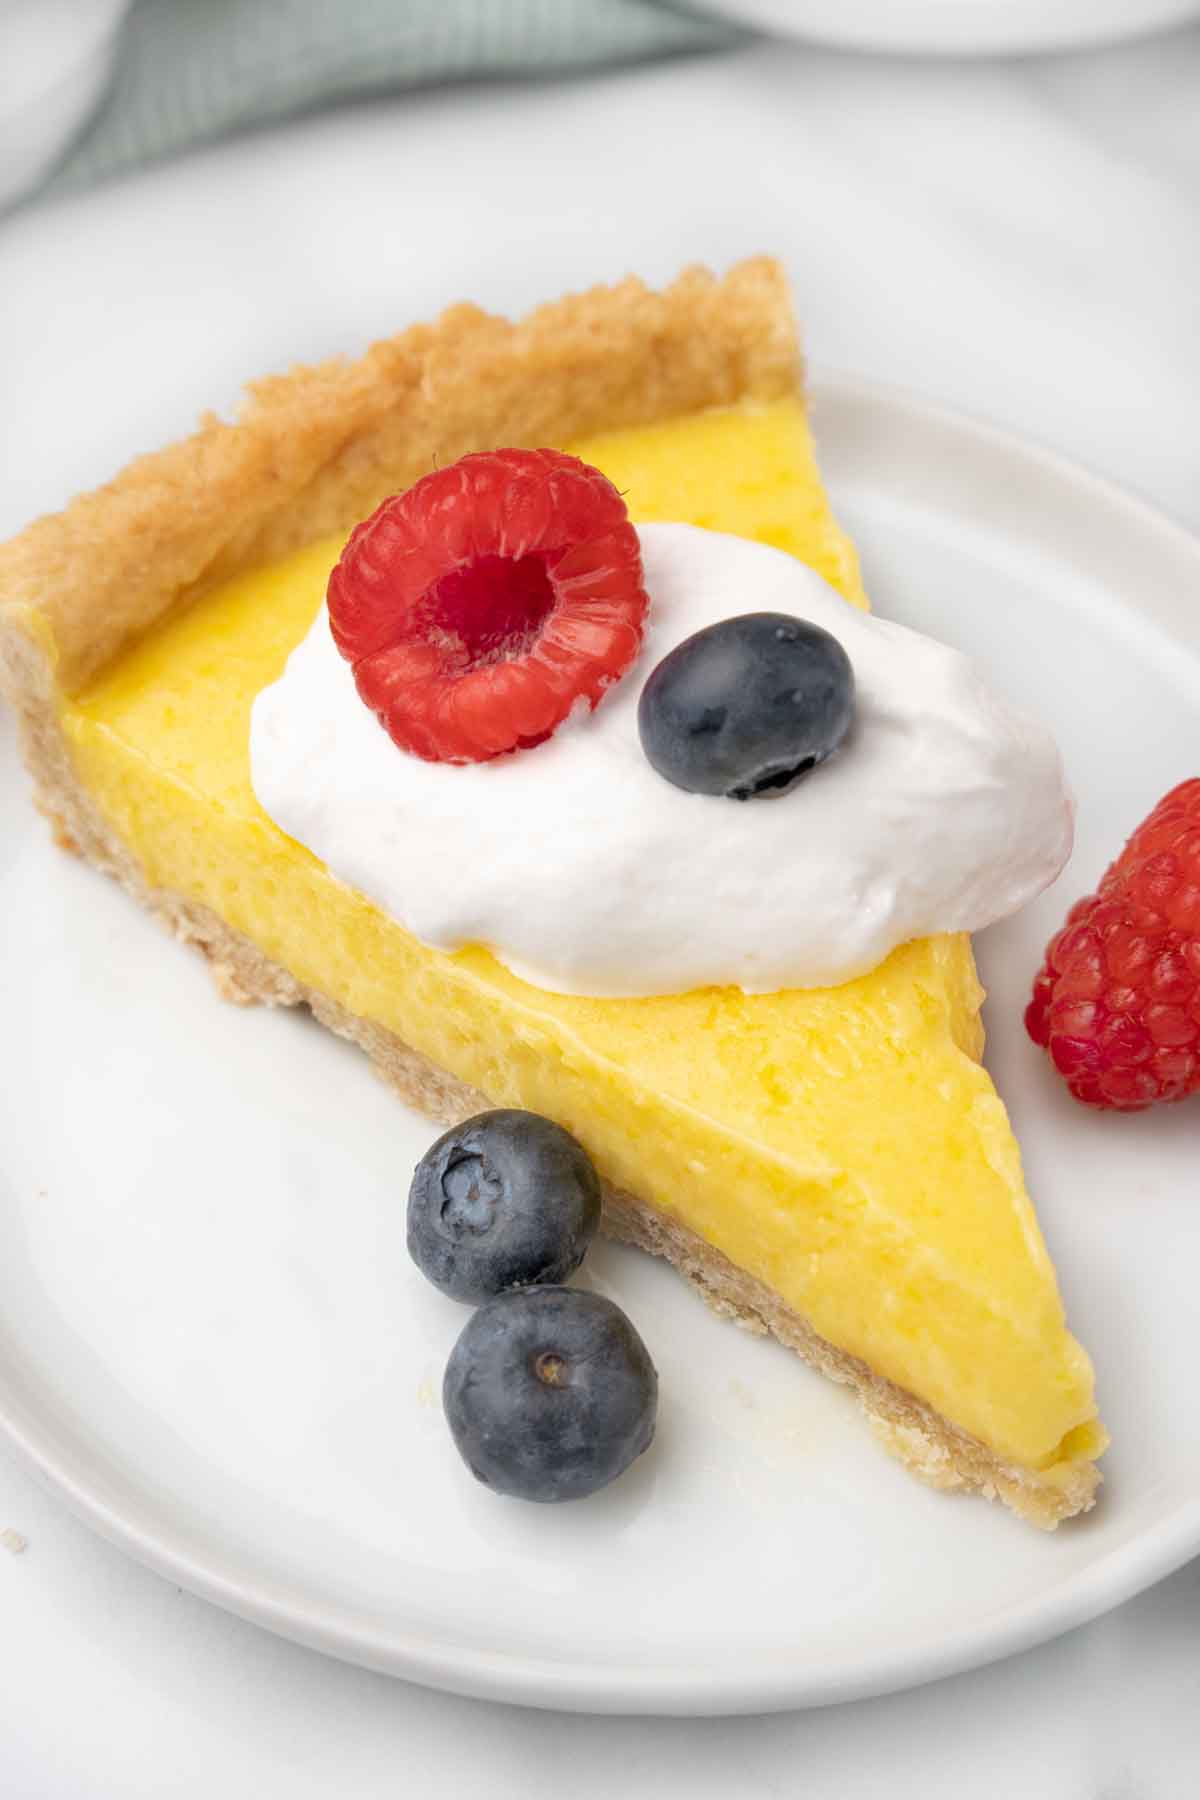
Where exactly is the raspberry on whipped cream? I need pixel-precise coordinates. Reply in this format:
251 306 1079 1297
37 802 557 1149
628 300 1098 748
326 448 648 765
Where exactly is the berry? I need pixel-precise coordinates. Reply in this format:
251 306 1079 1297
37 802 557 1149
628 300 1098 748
637 612 855 800
442 1287 657 1503
1026 778 1200 1111
407 1110 601 1304
327 449 647 763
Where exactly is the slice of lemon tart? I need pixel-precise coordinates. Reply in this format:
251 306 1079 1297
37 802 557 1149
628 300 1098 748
0 258 1105 1526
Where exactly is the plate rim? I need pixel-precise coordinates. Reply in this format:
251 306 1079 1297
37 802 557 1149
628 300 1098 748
3 371 1199 1715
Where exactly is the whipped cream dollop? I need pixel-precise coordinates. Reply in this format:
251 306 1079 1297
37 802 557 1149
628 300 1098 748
251 524 1073 997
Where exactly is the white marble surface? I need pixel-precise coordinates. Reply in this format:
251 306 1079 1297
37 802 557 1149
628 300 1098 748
2 22 1200 1792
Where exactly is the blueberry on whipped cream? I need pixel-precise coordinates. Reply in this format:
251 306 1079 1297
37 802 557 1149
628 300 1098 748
637 611 855 801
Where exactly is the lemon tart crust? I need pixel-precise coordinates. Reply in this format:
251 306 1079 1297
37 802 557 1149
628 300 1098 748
0 259 802 695
0 260 1101 1529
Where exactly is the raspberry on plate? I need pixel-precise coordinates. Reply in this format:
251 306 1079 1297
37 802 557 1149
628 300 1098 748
327 447 648 763
1026 778 1200 1111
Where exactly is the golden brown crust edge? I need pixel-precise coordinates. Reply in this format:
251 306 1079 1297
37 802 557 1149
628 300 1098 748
0 257 797 696
0 258 1099 1530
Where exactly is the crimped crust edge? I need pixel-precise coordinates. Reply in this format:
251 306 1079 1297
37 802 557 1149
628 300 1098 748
0 258 798 694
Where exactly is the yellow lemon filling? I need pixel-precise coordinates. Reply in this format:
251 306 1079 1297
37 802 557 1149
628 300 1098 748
62 399 1103 1476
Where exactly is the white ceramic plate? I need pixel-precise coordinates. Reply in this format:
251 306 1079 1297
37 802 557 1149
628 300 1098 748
2 379 1199 1715
694 0 1200 55
0 0 130 210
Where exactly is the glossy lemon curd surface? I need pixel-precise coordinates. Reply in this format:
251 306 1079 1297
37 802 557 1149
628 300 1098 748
63 400 1103 1474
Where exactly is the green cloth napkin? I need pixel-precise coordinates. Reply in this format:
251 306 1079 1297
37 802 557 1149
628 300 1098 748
45 0 748 195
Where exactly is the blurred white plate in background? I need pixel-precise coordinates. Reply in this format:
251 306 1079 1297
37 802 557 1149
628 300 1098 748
695 0 1200 55
0 0 129 209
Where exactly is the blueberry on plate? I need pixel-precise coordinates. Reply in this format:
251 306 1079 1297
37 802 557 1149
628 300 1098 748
637 611 855 800
443 1286 658 1502
407 1109 602 1304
